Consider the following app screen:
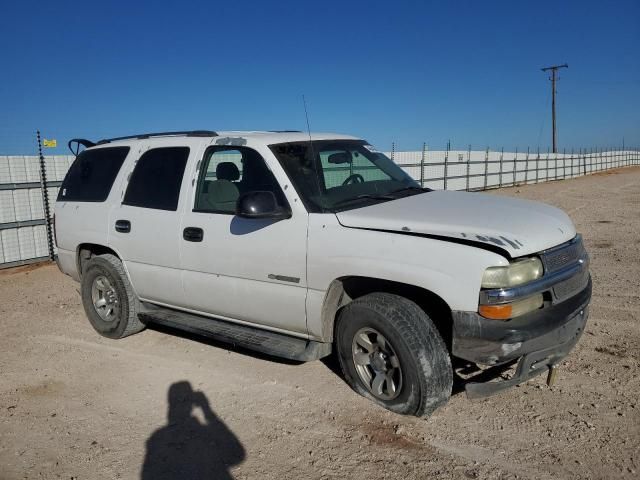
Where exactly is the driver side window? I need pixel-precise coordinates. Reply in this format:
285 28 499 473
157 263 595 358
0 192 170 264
320 149 391 189
194 147 287 214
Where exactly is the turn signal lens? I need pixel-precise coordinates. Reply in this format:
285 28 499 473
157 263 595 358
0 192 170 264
479 294 544 320
479 304 512 320
482 257 543 289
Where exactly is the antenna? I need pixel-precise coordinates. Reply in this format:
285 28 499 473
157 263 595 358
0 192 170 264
302 94 324 210
302 94 312 141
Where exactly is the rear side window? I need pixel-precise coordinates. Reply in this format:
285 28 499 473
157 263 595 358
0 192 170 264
123 147 190 211
57 147 130 202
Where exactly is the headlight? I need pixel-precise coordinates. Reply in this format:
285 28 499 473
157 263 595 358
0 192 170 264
479 294 544 320
481 257 543 289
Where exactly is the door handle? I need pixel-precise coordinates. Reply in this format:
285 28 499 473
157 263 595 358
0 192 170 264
115 220 131 233
183 227 204 242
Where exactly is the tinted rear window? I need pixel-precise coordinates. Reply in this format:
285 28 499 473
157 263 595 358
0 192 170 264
57 147 130 202
123 147 190 211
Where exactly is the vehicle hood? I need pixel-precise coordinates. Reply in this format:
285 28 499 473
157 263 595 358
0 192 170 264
335 190 576 257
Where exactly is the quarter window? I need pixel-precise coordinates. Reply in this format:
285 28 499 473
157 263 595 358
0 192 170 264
57 147 130 202
123 147 190 211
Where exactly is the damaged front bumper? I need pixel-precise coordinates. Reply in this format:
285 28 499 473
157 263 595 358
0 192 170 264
451 278 591 398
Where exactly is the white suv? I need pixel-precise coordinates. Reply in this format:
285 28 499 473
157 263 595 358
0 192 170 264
55 130 591 417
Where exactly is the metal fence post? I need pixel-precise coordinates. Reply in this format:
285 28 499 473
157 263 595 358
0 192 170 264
513 148 518 186
498 147 504 188
524 147 530 184
420 142 426 187
545 147 550 181
444 144 449 190
466 145 471 191
483 147 489 190
562 148 566 179
570 148 574 177
535 147 540 183
36 130 55 261
391 142 395 162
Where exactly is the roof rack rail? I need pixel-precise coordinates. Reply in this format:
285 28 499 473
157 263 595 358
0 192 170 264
96 130 218 145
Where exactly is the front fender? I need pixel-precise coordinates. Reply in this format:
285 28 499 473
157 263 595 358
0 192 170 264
305 214 508 339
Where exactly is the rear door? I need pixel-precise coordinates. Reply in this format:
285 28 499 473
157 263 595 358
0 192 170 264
55 146 131 278
109 143 193 307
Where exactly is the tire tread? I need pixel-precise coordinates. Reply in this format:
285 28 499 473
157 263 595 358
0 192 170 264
336 292 452 417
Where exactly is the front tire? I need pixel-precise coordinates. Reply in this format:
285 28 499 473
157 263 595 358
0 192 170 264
80 254 145 339
335 293 452 417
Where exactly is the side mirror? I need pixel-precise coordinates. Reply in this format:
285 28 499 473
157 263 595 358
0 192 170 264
236 191 291 220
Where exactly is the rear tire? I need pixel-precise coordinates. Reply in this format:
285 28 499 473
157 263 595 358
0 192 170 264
335 293 452 417
80 254 145 339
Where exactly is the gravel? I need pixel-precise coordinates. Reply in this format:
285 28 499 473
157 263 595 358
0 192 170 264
1 166 639 479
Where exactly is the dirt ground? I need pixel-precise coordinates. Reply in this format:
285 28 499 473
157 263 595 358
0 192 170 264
1 167 639 480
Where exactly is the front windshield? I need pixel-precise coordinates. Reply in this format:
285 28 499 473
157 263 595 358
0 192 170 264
270 140 425 212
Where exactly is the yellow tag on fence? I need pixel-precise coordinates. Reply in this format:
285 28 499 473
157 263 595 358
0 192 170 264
43 139 57 148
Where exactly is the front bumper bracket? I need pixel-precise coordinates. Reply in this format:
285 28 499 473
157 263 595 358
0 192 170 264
463 305 589 399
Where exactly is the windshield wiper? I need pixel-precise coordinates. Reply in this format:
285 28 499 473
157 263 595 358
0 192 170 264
332 194 395 208
389 186 429 196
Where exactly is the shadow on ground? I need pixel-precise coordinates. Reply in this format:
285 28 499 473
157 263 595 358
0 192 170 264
141 381 245 479
147 323 508 400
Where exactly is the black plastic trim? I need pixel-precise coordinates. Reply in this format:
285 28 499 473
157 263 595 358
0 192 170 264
138 303 332 362
96 130 217 145
68 138 96 155
114 220 131 233
183 227 204 242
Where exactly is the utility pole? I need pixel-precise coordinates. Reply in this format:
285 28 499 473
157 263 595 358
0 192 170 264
541 63 568 153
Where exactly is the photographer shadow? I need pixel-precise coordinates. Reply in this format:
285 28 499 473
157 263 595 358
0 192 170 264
141 381 245 480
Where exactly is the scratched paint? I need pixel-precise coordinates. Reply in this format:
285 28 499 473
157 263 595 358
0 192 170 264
475 234 522 250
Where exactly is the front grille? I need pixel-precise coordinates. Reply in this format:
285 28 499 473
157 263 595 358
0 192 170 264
553 268 590 302
541 236 585 274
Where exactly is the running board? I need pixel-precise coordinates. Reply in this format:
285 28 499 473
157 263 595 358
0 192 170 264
138 304 331 362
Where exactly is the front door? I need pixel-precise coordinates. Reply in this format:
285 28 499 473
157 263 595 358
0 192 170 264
179 145 308 335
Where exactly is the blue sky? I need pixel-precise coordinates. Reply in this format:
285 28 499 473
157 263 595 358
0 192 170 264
0 0 638 154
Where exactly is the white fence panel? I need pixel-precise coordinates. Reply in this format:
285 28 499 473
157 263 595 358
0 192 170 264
0 149 639 268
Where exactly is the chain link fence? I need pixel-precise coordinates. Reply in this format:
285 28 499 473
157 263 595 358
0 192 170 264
1 146 638 269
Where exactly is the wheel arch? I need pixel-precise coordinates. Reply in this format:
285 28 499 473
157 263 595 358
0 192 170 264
320 276 453 350
76 243 128 280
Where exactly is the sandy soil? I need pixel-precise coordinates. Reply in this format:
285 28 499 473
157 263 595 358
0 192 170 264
1 167 639 480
